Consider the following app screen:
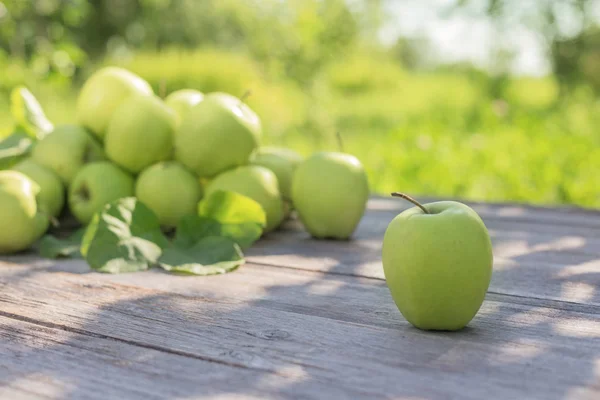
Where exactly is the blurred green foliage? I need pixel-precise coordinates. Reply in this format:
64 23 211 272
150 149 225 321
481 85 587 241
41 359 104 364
0 0 598 207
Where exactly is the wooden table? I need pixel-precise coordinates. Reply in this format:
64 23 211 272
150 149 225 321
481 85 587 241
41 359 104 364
1 197 599 400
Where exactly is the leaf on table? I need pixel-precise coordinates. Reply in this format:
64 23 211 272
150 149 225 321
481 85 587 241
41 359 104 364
38 228 86 259
81 197 169 273
0 130 35 170
178 190 266 249
159 236 244 275
10 86 54 140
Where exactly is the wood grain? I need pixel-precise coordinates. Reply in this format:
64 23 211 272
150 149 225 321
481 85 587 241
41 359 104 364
0 269 599 400
0 315 352 400
1 198 599 399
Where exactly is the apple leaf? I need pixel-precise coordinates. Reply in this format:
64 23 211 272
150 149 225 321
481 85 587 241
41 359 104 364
38 228 86 259
0 130 35 170
159 236 244 275
81 197 169 273
174 190 266 249
198 190 266 226
10 87 54 140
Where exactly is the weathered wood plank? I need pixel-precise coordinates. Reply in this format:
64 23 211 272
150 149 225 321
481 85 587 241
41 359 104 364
0 315 354 400
0 270 599 400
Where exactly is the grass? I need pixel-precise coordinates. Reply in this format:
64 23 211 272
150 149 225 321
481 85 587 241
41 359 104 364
1 48 598 208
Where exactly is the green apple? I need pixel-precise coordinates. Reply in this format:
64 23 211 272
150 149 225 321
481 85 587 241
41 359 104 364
135 161 203 227
252 147 303 201
175 92 262 178
31 125 105 185
205 165 283 232
0 171 49 254
292 152 368 239
104 95 177 174
68 162 135 224
165 89 204 122
13 159 65 217
382 193 493 331
77 67 153 140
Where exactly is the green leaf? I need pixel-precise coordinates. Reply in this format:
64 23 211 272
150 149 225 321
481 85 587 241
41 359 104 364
198 190 266 226
10 86 54 140
38 228 86 259
177 190 266 249
0 130 35 170
159 236 244 275
81 197 169 273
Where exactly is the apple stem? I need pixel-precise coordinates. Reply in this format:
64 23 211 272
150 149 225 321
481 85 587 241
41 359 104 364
336 131 344 153
391 192 429 214
240 90 252 103
159 79 167 99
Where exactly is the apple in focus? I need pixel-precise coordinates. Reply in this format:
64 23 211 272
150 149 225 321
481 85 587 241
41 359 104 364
382 195 493 331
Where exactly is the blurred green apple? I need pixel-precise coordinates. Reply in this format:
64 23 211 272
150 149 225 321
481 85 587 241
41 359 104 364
68 162 135 224
31 125 105 185
382 194 493 331
205 165 283 232
252 147 302 202
13 159 65 217
175 92 261 178
105 95 177 174
165 89 204 122
0 171 49 254
77 67 153 140
135 161 203 228
292 152 368 239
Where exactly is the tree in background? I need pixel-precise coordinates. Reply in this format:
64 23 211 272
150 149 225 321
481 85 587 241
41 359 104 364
0 0 368 86
454 0 600 94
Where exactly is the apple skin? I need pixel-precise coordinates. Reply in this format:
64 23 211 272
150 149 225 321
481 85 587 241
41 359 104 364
135 161 203 228
252 147 303 202
205 165 283 232
175 92 262 178
0 171 49 254
31 125 106 185
165 89 204 123
382 201 493 331
13 159 65 217
77 67 153 140
292 152 369 239
68 162 135 224
104 95 177 174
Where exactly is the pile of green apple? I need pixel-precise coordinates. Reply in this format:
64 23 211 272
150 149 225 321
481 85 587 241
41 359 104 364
0 67 370 269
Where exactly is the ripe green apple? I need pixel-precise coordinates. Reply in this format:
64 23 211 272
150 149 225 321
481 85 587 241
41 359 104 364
205 165 283 232
68 162 135 224
165 89 204 122
77 67 153 140
382 194 493 331
104 95 177 174
175 92 262 178
135 161 203 228
13 159 65 217
292 152 368 239
0 171 49 254
252 147 303 202
31 125 105 185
